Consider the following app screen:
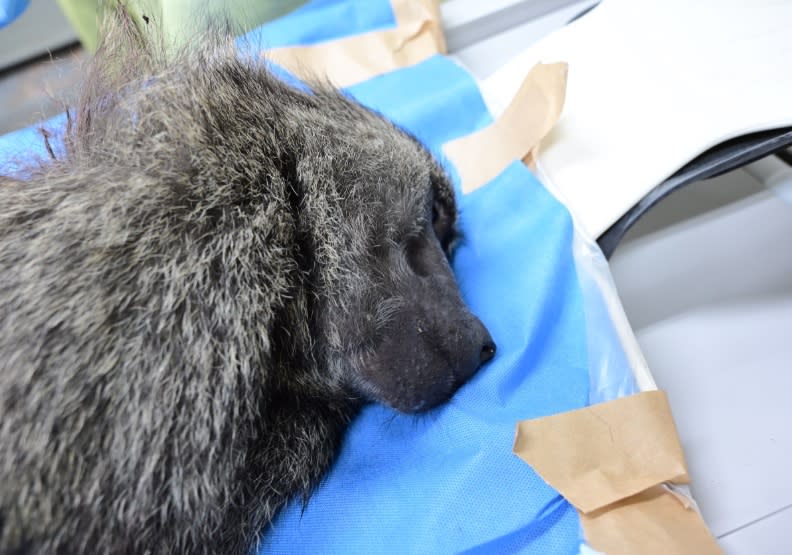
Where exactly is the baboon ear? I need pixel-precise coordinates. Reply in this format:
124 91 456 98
428 167 458 253
431 199 453 250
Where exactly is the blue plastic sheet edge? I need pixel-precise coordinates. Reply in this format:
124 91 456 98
237 0 396 51
0 113 67 176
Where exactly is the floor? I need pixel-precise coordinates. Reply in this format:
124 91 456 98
609 167 792 555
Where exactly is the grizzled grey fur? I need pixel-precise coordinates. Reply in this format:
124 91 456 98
0 15 495 555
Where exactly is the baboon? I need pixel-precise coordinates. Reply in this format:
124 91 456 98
0 14 495 555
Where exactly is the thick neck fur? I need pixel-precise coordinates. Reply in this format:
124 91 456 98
0 27 362 555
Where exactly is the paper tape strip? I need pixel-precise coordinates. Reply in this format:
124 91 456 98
513 391 722 554
265 0 444 88
513 390 689 513
443 61 567 193
580 485 723 555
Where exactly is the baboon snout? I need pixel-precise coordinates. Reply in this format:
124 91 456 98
413 313 495 411
354 309 497 413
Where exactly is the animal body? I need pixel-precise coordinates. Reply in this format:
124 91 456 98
0 15 495 554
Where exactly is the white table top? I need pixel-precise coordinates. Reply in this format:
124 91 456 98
450 2 792 553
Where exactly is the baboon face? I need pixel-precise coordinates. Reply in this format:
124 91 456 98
312 110 496 413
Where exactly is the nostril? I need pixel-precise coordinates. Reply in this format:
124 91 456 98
480 340 496 364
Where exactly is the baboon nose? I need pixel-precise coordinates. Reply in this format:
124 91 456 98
480 339 496 365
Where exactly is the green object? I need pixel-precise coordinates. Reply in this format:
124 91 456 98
55 0 309 51
55 0 103 51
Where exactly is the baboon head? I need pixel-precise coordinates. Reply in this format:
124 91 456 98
65 31 496 415
296 92 497 413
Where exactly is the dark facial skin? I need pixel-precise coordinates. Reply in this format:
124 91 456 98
361 231 495 412
328 148 496 413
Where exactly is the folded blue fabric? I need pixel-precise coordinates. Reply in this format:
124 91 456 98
238 0 396 50
0 113 66 176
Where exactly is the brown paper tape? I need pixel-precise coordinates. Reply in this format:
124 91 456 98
513 391 689 513
513 391 722 554
264 0 445 88
581 485 723 555
443 62 568 193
